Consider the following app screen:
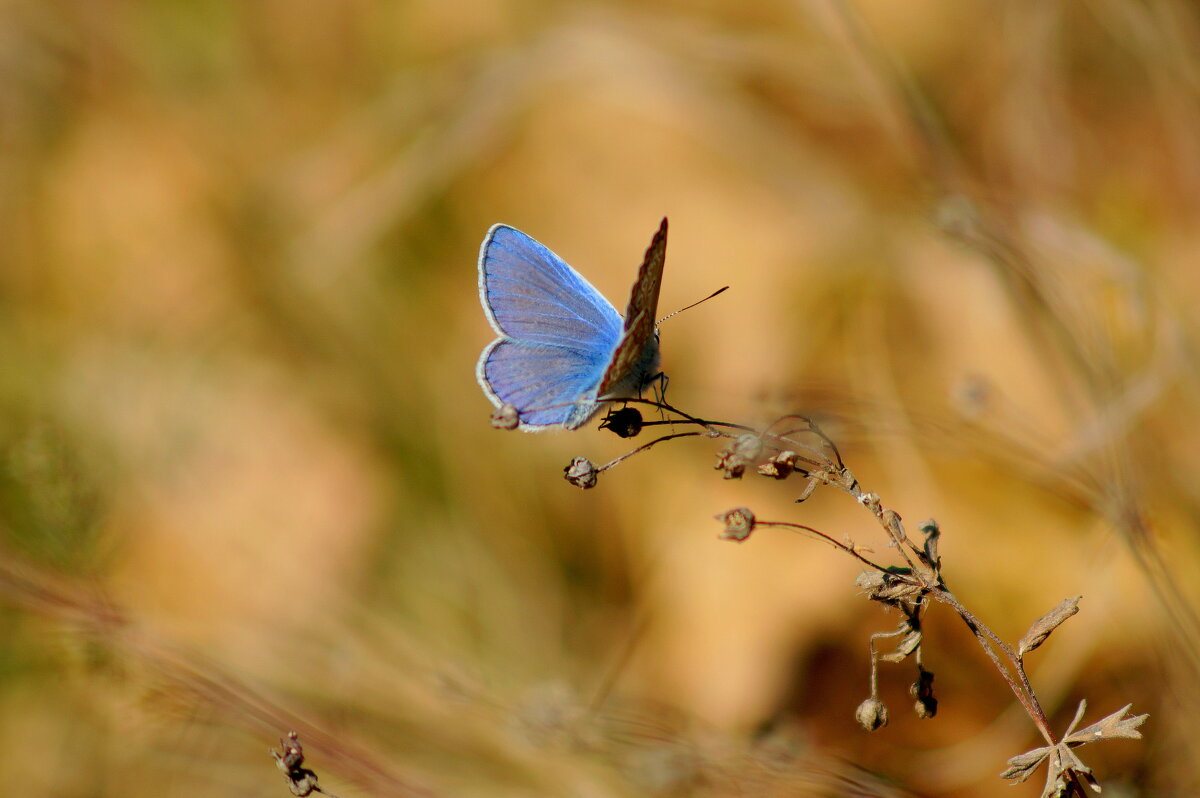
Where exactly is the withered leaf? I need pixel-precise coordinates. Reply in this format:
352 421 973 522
879 627 922 663
918 519 940 569
999 745 1051 783
1000 700 1147 797
1065 703 1148 745
1018 596 1081 658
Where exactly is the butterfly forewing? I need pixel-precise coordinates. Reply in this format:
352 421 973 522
596 218 668 397
479 225 622 350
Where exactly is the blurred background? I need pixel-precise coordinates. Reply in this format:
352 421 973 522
1 0 1197 795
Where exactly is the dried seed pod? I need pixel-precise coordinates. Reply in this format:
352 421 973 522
910 668 937 719
563 457 599 489
491 404 521 430
715 507 756 541
599 407 643 438
855 697 889 731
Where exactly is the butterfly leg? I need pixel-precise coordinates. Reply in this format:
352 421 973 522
646 372 670 423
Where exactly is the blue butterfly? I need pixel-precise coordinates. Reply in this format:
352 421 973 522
477 218 669 431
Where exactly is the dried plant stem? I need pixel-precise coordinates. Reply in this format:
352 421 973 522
926 586 1055 745
802 457 1060 745
561 397 1146 792
570 401 1147 794
615 396 754 434
596 431 708 472
756 520 891 573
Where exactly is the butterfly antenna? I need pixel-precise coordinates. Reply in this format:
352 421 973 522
656 286 729 325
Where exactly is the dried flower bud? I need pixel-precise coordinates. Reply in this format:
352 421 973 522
715 434 764 479
271 731 322 797
913 696 936 720
491 404 520 430
563 457 598 489
715 507 756 542
757 451 797 480
909 669 937 719
855 697 889 731
274 732 304 770
599 407 643 438
714 448 746 479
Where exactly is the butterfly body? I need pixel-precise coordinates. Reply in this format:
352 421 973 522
477 219 668 431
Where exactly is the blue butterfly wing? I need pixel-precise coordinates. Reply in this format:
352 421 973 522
479 226 621 348
478 339 606 429
477 225 623 430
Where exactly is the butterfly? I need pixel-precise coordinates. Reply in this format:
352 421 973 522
477 218 668 431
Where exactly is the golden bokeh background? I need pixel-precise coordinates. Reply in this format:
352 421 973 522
1 1 1197 796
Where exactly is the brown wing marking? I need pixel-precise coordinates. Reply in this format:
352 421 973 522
596 217 668 397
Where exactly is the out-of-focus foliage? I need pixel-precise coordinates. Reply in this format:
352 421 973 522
0 1 1196 796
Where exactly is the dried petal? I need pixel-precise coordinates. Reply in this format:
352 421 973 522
732 433 765 461
1018 596 1081 658
757 450 797 480
715 434 768 479
714 447 747 479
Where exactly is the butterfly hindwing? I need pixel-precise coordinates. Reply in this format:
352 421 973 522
478 338 607 429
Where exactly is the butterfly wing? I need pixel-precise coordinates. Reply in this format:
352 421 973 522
476 225 623 430
478 339 607 429
596 217 668 398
